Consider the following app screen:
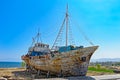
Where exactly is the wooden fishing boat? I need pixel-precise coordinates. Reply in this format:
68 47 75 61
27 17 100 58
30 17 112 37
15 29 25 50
21 5 98 76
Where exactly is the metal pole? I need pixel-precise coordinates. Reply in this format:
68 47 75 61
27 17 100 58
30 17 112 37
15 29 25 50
66 4 68 46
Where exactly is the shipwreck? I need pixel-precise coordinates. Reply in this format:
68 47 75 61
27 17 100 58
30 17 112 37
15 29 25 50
21 5 98 77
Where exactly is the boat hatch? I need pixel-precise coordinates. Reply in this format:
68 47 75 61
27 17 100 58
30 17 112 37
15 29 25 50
58 45 84 52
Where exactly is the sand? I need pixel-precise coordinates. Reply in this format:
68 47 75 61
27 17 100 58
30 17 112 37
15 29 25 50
0 68 31 80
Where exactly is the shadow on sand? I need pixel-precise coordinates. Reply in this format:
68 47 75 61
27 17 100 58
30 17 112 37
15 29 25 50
66 76 95 80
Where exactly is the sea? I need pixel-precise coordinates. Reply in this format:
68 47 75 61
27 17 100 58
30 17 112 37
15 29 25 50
0 62 21 68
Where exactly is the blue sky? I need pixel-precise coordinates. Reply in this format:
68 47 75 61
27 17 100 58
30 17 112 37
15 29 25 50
0 0 120 62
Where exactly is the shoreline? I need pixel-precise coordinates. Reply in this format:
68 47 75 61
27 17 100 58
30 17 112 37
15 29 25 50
0 67 23 69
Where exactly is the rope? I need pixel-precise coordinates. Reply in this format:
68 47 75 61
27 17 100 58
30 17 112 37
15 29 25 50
68 19 75 45
69 17 94 46
51 17 66 50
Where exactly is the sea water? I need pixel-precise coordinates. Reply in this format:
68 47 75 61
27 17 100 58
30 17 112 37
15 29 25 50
0 62 21 68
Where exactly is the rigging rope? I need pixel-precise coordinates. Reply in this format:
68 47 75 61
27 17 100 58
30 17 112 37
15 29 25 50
51 5 94 50
68 19 75 45
51 18 66 50
30 29 42 47
69 17 94 46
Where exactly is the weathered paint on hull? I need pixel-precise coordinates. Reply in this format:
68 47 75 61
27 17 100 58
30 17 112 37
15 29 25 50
22 46 98 76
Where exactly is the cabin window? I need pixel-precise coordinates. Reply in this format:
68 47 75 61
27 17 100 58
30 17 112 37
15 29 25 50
38 44 40 46
51 53 55 57
81 57 86 62
44 45 47 48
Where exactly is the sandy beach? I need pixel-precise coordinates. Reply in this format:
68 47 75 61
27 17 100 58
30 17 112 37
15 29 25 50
0 68 31 80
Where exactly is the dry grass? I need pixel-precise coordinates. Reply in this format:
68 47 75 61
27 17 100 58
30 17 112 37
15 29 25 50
87 70 114 76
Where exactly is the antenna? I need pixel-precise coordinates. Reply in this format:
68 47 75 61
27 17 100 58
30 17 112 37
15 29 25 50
37 28 42 43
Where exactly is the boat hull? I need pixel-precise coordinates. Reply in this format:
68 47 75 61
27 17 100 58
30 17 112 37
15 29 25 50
22 46 98 76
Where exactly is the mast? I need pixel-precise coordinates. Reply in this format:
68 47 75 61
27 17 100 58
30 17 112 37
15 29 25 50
31 29 42 47
36 28 42 44
37 28 40 43
51 4 69 50
66 4 68 46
